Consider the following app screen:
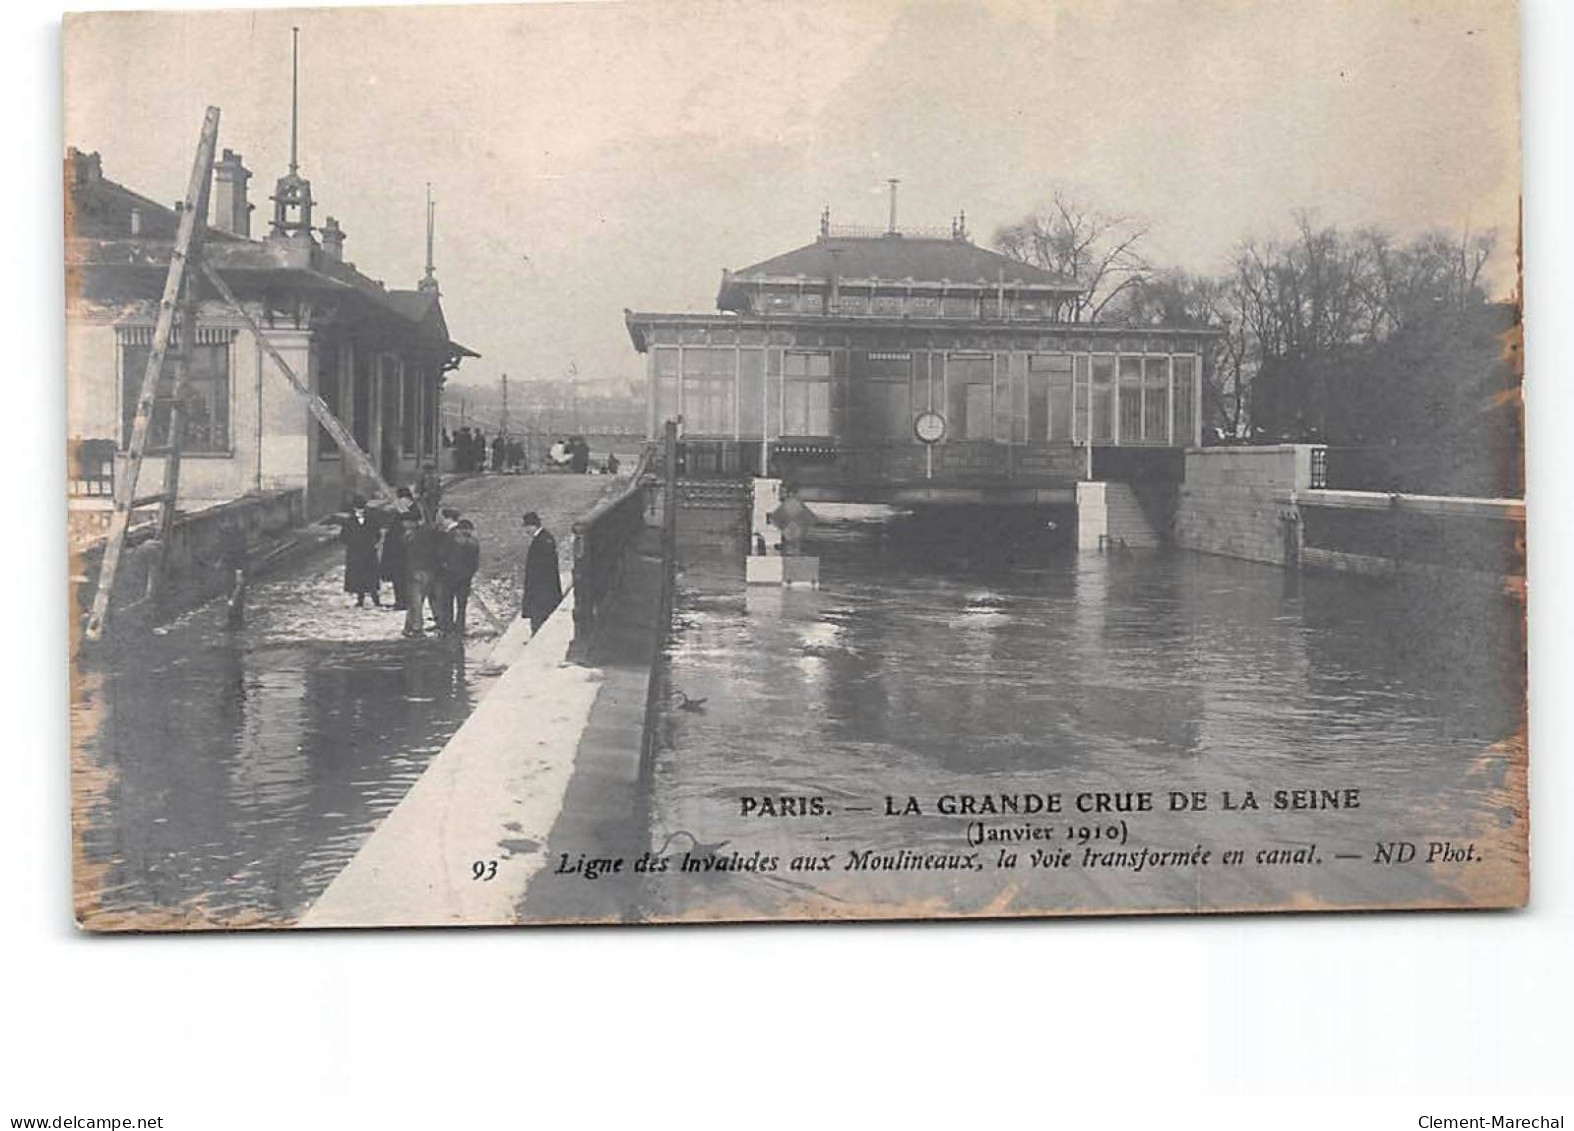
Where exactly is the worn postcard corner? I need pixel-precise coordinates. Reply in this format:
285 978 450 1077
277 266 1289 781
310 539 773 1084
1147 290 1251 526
65 0 1526 932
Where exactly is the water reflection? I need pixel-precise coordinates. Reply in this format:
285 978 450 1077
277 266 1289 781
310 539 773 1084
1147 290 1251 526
75 571 486 925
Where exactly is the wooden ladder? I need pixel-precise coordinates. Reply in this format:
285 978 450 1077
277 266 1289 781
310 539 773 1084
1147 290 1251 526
82 106 394 643
83 107 221 642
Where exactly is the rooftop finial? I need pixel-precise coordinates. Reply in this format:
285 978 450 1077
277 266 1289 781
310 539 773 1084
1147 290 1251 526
418 183 440 294
886 178 900 236
269 27 314 238
289 26 299 175
820 205 830 239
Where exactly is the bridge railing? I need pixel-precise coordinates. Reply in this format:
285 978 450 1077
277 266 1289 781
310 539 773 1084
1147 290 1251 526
568 445 657 652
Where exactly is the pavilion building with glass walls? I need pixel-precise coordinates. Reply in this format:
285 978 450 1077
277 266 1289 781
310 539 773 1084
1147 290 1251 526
625 215 1216 506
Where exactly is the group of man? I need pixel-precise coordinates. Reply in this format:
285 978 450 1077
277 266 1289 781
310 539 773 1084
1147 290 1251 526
447 426 527 474
339 486 563 640
339 490 481 638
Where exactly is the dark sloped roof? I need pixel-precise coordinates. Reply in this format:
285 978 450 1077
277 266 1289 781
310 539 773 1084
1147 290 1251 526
383 289 480 358
65 163 244 244
733 235 1080 289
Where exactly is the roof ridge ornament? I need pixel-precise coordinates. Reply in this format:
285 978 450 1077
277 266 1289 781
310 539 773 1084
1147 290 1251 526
269 27 315 239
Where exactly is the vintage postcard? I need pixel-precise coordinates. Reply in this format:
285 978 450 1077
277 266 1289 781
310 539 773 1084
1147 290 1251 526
64 0 1526 930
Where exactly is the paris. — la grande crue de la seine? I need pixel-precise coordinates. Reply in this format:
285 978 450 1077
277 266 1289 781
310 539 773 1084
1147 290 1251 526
550 784 1489 882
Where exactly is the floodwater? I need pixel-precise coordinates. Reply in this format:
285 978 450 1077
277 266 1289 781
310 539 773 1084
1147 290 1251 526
645 508 1527 919
71 473 612 929
73 568 493 927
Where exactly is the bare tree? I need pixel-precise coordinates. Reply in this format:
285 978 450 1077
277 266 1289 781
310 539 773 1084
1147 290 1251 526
994 189 1153 322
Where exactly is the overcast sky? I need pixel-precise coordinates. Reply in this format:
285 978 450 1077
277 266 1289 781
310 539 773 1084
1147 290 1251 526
64 0 1520 392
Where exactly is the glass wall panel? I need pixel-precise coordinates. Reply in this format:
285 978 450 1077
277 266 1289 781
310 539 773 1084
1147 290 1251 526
1172 355 1196 446
1027 370 1049 440
738 349 765 435
1144 356 1170 443
865 352 913 439
653 348 679 430
783 351 832 435
1073 355 1089 442
1091 355 1115 443
1118 356 1143 443
946 355 994 441
1030 354 1072 440
681 347 738 436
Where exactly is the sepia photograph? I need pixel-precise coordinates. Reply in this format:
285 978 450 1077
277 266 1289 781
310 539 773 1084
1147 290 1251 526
62 0 1527 933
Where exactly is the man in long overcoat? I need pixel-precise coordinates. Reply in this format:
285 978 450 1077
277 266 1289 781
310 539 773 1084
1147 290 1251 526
339 496 382 607
379 487 417 610
520 510 562 634
441 519 483 635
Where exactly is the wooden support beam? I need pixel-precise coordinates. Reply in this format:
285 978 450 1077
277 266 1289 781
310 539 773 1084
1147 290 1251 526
199 259 394 500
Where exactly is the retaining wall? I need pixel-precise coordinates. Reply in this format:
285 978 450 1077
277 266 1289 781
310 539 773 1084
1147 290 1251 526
1175 445 1314 566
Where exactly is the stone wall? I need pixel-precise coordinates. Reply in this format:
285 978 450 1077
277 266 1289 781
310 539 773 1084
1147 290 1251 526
1175 445 1314 566
1299 491 1525 583
71 488 307 636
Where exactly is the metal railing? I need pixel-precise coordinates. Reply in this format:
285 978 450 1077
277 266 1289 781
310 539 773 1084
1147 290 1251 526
1310 446 1329 490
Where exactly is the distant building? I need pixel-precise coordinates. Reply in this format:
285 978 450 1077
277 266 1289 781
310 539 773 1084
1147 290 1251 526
65 138 476 522
625 210 1216 503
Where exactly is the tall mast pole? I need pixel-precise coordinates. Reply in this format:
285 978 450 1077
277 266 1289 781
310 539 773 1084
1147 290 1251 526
289 27 299 174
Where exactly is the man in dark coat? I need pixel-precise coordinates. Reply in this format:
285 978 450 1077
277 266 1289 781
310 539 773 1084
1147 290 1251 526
492 434 506 476
441 519 483 635
339 496 382 607
379 487 417 610
402 515 444 637
520 510 562 634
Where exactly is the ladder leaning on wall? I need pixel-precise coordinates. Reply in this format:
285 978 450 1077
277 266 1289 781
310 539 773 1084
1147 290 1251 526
82 106 394 643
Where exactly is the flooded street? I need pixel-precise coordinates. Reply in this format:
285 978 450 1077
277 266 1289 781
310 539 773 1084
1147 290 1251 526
72 473 618 927
646 509 1527 920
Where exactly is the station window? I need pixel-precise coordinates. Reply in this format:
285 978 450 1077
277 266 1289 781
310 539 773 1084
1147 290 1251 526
1172 356 1196 446
120 337 231 454
946 354 995 441
1090 355 1115 443
1143 356 1170 444
865 352 912 439
1072 356 1090 443
738 349 766 436
680 347 738 436
783 350 832 435
1029 354 1072 440
1118 356 1143 443
653 348 679 429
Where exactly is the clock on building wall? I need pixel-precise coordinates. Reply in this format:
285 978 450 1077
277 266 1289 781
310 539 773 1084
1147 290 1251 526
913 410 947 444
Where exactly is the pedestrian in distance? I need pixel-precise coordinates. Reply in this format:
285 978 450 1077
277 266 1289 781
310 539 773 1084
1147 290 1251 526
402 514 444 638
339 495 383 608
520 510 563 635
492 434 506 476
442 518 482 636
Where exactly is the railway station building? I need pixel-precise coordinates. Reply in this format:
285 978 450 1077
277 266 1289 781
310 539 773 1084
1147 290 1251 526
625 212 1216 507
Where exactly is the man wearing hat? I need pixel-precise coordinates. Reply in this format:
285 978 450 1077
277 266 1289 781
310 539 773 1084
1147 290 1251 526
520 510 562 634
339 495 382 608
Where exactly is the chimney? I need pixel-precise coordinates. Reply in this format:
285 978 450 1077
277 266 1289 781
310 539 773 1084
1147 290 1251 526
321 215 345 260
213 148 253 237
65 148 103 190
